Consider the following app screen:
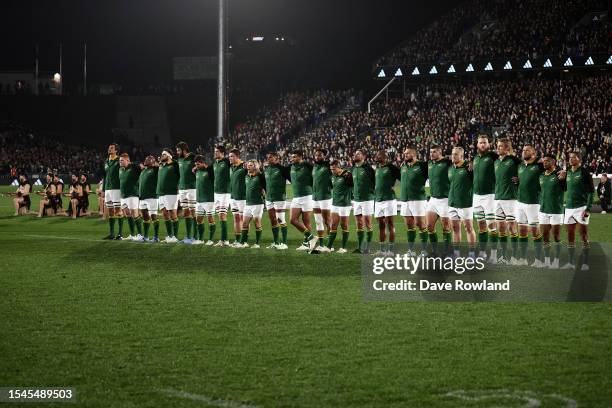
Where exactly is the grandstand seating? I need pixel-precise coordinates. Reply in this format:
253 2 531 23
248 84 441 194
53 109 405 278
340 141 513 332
376 0 610 68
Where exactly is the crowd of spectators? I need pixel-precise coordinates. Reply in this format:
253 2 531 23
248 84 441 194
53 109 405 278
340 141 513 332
0 122 145 179
377 0 610 68
281 75 611 174
218 89 351 157
1 75 610 180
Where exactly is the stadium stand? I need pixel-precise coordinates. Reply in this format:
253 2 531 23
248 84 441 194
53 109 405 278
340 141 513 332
218 89 352 157
376 0 610 68
1 74 610 179
280 76 611 173
0 121 145 178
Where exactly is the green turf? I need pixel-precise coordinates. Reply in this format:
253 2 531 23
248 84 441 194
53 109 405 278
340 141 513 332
1 186 611 407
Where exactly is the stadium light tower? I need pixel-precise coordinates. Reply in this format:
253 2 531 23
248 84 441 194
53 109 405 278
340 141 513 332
217 0 226 141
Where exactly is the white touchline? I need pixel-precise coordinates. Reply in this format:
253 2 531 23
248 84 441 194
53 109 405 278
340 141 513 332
159 388 260 408
23 234 102 242
444 389 577 408
21 234 158 245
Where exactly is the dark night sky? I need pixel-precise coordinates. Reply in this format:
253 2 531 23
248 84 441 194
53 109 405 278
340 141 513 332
1 0 456 89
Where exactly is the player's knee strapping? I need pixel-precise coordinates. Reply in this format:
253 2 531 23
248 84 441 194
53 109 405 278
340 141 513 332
314 213 324 231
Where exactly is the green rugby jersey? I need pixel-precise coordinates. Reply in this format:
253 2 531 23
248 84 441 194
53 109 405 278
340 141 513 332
178 153 196 190
428 158 451 198
264 163 290 202
104 156 120 190
290 161 313 198
213 157 231 194
230 162 247 200
331 170 353 207
494 155 521 200
138 167 158 200
156 161 179 196
448 161 473 209
119 163 140 198
399 160 428 201
518 160 544 204
472 151 498 195
539 169 566 214
312 161 332 201
245 172 266 205
351 162 375 202
374 163 400 202
565 166 594 210
195 167 214 203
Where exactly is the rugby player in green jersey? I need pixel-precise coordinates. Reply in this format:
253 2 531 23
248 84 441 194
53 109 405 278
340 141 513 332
213 145 231 246
192 155 216 245
373 150 401 255
157 148 180 243
559 152 594 270
237 160 266 249
516 144 545 267
229 149 247 247
102 143 122 240
176 142 197 243
399 146 429 256
538 154 566 269
471 135 499 259
118 153 143 241
493 138 522 265
264 152 290 249
312 148 333 252
448 147 476 258
327 160 353 253
289 150 319 252
351 149 375 253
426 145 452 255
138 155 160 242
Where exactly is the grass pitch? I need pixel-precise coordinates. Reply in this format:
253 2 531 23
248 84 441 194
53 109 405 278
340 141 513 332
1 187 611 407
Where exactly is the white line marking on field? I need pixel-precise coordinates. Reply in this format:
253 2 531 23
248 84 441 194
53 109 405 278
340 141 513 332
159 388 260 408
444 389 577 407
23 234 101 242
